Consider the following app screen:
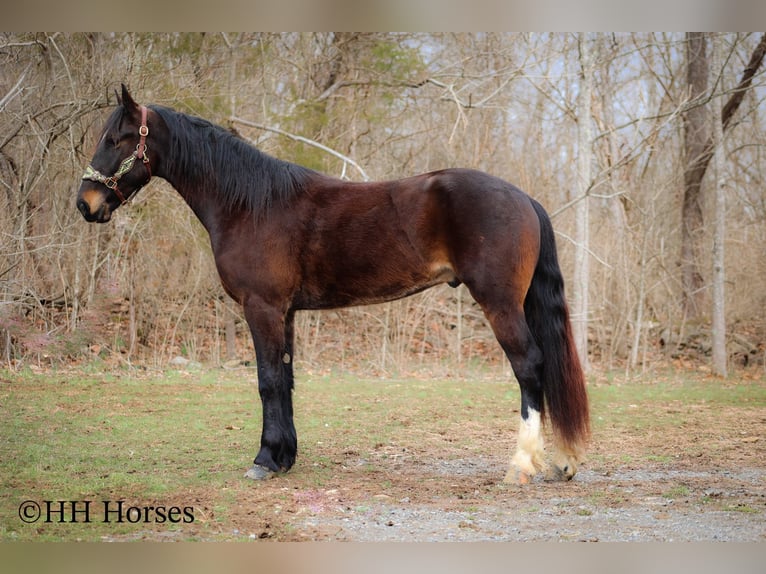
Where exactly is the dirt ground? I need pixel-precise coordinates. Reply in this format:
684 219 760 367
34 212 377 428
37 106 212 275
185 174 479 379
34 367 758 543
209 397 765 542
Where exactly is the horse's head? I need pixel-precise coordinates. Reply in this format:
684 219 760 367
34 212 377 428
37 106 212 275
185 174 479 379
76 84 153 223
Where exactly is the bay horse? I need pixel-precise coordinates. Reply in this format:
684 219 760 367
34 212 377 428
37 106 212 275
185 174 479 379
76 85 589 484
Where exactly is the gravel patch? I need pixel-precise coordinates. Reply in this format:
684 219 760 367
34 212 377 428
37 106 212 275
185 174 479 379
299 466 766 541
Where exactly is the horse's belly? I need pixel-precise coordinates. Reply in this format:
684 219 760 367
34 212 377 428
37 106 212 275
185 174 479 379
296 260 456 310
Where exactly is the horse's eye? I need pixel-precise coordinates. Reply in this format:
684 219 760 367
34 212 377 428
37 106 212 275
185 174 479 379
101 132 120 148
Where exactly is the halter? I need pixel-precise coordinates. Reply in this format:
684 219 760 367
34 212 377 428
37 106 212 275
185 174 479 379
82 105 151 204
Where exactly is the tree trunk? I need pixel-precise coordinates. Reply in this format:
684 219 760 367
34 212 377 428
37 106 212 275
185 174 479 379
573 33 593 373
681 32 709 320
680 32 766 320
225 310 237 361
711 34 727 377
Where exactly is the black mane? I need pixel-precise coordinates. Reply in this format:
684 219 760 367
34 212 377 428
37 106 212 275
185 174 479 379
148 104 314 217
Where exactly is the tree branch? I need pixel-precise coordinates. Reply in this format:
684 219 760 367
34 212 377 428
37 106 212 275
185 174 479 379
229 116 370 181
685 32 766 198
721 32 766 130
0 67 28 112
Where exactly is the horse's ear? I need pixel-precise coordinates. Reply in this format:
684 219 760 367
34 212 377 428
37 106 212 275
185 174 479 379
120 83 140 113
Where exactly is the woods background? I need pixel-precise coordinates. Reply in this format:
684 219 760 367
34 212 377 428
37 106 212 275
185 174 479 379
1 32 765 375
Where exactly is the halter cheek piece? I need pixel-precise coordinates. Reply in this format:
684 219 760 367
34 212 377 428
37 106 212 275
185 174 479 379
82 105 151 204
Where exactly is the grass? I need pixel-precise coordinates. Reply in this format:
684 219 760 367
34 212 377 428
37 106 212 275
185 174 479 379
1 364 764 540
724 503 759 514
663 485 691 499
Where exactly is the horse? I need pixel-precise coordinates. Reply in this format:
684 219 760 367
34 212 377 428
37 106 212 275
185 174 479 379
76 85 589 484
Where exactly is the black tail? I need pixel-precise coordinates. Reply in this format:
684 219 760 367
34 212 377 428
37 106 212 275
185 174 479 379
524 198 590 454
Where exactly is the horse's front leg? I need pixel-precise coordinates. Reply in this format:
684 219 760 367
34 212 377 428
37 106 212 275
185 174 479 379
242 301 297 480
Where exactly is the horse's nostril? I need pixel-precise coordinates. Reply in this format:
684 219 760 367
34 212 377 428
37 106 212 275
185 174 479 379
77 198 89 217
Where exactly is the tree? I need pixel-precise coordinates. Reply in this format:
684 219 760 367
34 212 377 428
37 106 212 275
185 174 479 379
573 33 593 372
711 34 727 377
681 33 709 320
681 32 766 321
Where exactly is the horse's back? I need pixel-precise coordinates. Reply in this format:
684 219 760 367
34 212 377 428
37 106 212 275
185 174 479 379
270 167 540 310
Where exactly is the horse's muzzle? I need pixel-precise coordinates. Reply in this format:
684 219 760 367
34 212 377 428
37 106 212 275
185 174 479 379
77 196 112 223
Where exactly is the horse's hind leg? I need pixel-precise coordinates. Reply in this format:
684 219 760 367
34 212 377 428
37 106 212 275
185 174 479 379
480 303 547 484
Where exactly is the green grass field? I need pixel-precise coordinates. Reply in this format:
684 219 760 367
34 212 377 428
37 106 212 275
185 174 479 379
2 364 765 541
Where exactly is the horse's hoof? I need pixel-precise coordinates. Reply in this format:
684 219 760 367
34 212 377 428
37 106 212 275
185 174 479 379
503 468 532 485
544 462 576 482
244 465 276 480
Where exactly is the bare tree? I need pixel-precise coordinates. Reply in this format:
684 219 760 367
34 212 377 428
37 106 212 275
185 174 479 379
573 33 593 372
681 32 709 320
711 34 727 377
681 32 766 321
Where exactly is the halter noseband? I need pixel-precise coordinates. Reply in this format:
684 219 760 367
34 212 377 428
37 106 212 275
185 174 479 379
82 105 151 204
